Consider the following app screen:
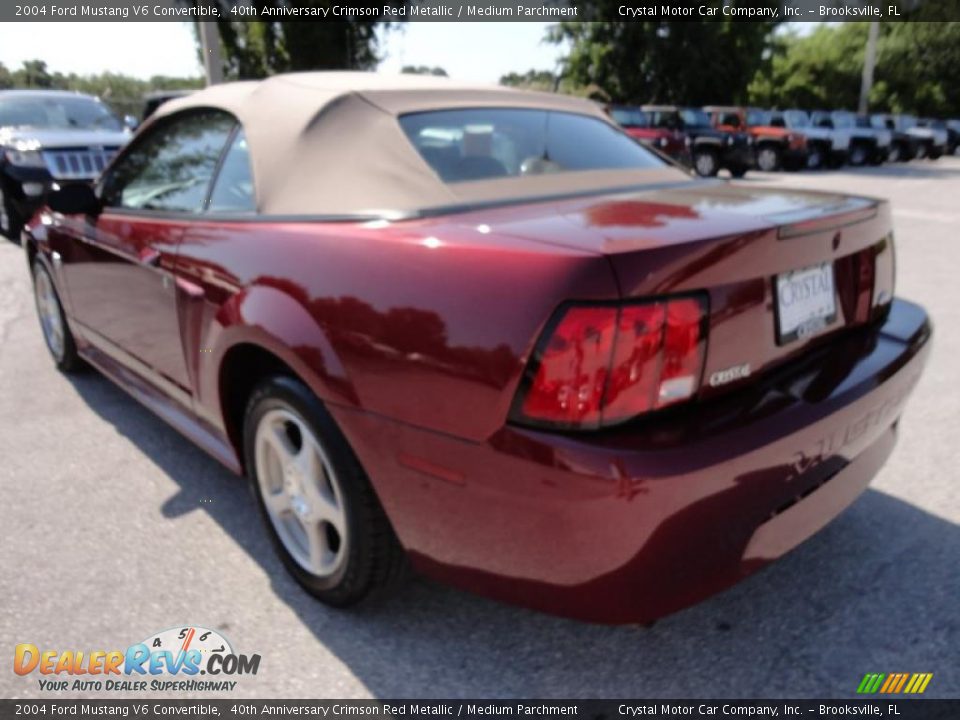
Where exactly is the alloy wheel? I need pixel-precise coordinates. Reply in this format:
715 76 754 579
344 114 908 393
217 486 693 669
694 152 717 177
254 407 348 578
757 147 779 172
34 266 65 361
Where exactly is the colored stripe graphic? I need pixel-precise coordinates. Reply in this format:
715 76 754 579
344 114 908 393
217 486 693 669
905 673 934 694
894 674 910 693
857 673 933 694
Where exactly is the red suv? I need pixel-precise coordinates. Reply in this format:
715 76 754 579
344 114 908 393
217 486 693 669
608 105 689 164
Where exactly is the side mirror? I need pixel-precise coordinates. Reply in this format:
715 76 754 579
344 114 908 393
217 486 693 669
48 183 101 216
123 115 139 132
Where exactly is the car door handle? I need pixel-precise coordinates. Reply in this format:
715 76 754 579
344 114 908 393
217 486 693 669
138 247 162 267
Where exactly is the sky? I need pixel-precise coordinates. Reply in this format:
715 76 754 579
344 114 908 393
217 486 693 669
0 22 566 84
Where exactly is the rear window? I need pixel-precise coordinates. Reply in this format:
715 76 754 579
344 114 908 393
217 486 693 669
398 108 665 184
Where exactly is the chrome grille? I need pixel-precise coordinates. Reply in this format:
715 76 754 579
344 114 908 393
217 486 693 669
42 147 119 180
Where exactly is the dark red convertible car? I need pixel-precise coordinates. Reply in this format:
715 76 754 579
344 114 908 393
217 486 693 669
25 74 930 624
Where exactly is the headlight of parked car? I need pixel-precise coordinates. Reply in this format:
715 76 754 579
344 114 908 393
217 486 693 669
4 148 47 168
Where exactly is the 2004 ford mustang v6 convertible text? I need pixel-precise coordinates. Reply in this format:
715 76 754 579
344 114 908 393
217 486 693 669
24 73 931 623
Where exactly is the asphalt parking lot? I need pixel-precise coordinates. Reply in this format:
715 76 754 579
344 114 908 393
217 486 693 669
1 159 958 700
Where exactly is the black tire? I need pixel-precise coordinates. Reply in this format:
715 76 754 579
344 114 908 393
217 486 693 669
692 147 719 177
32 261 83 373
806 145 825 170
0 182 23 243
826 152 846 169
928 148 942 160
728 164 748 179
848 142 870 167
755 144 782 172
243 375 406 607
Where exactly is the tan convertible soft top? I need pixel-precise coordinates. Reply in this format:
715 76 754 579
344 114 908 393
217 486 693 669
154 72 688 217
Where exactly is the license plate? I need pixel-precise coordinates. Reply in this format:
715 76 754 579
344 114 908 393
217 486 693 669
775 262 837 344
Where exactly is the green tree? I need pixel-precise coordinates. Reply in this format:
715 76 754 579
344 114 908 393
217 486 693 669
197 4 404 79
0 62 13 90
0 60 203 118
872 22 960 115
15 59 56 89
401 65 448 76
549 8 780 105
499 69 557 91
748 22 960 116
747 24 870 110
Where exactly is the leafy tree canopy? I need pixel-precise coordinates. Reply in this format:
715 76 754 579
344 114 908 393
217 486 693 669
202 5 403 78
401 65 448 76
748 22 960 116
548 6 780 105
0 59 203 117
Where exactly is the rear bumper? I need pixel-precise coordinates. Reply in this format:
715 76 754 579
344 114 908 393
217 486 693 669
332 299 931 623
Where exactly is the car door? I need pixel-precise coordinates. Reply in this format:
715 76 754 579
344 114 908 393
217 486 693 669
54 109 236 400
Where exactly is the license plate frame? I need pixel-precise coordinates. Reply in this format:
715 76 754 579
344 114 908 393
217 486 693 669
774 262 838 345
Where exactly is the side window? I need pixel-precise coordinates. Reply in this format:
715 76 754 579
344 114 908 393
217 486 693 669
102 110 235 213
207 130 255 213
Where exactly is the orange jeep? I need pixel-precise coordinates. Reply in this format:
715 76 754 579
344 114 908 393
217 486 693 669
705 106 808 172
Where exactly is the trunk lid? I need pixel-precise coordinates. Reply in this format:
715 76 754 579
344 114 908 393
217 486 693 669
456 180 895 402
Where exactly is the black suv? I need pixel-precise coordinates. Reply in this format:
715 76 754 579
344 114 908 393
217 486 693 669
0 90 131 240
642 105 754 177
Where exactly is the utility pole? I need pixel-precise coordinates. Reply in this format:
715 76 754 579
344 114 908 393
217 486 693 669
859 21 879 114
199 22 223 86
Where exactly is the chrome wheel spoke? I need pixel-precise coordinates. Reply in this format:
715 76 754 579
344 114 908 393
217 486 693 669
264 488 293 517
264 422 297 465
302 520 331 573
298 442 345 532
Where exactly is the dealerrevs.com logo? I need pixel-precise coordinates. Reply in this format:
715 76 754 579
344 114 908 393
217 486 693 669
14 626 260 693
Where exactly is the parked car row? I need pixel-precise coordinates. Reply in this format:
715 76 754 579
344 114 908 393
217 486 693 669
608 104 959 177
2 87 959 241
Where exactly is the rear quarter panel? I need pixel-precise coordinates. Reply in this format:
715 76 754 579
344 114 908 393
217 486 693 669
176 218 619 443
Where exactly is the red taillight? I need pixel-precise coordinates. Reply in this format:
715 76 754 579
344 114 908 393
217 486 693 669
657 298 707 409
514 296 707 430
518 306 617 427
